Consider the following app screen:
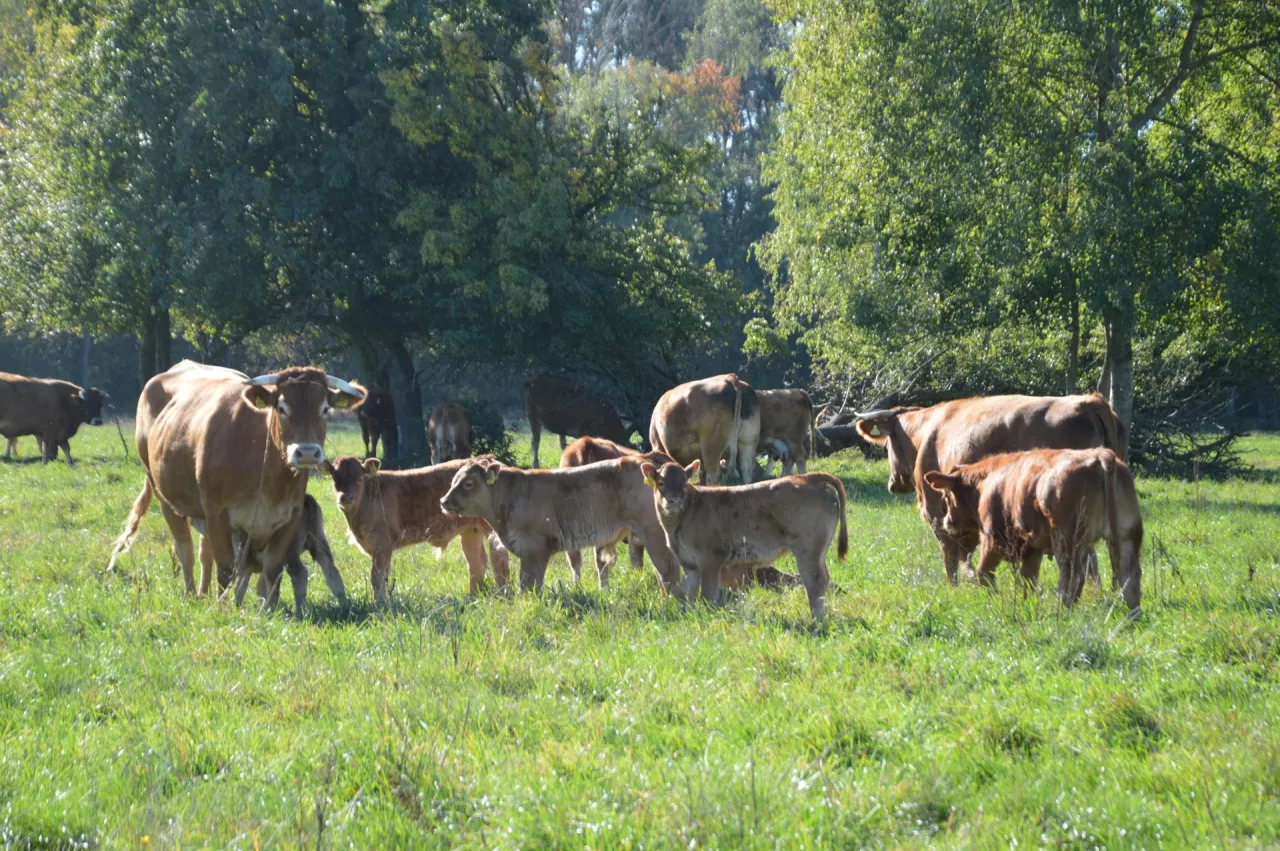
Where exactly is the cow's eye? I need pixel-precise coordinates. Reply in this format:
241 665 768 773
464 479 475 489
321 404 332 417
277 401 291 418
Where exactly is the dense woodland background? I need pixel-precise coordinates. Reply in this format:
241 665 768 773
2 0 1279 472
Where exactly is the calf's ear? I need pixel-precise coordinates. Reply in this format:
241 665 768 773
684 459 701 478
363 457 381 475
923 471 955 491
640 462 657 488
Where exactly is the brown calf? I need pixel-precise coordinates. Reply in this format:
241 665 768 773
640 460 848 620
428 401 473 464
325 455 509 604
924 447 1142 614
756 388 816 477
439 457 683 594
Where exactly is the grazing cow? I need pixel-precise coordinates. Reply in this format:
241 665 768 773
439 457 684 595
428 401 474 465
196 493 347 614
0 372 106 465
924 448 1143 614
106 360 365 609
524 374 634 467
854 393 1126 583
325 455 509 603
640 460 847 620
756 388 817 477
649 373 761 485
356 385 396 460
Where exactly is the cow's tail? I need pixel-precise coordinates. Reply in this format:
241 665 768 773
808 399 818 464
810 472 849 562
1099 450 1120 549
727 374 744 478
106 477 153 571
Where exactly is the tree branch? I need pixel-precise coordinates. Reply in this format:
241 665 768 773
1151 115 1273 174
1129 0 1206 133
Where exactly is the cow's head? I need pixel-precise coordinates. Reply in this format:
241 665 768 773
855 408 920 494
440 457 502 519
242 368 365 470
641 459 700 519
923 470 981 537
325 455 379 510
76 387 106 426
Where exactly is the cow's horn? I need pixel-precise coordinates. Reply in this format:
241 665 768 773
855 409 895 420
245 374 282 387
326 376 366 398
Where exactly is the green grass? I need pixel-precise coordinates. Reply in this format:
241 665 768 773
1 420 1278 848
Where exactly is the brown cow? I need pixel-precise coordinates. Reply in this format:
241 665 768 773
355 385 395 459
439 457 684 595
924 448 1143 614
106 360 365 609
854 393 1126 583
0 372 106 465
324 455 509 603
428 401 474 465
525 374 634 467
649 374 761 486
756 388 816 477
640 459 847 620
196 493 348 613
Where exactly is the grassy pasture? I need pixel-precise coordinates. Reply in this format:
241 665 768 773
1 419 1278 849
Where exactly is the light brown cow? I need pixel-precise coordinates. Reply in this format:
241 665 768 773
428 401 474 465
854 393 1126 583
640 460 847 619
0 372 106 465
106 360 365 609
924 448 1143 614
649 374 760 485
324 455 509 603
439 457 684 595
757 388 816 477
196 493 347 613
525 375 634 467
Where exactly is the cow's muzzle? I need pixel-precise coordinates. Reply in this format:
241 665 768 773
89 418 104 426
889 479 913 495
440 497 459 515
288 443 325 469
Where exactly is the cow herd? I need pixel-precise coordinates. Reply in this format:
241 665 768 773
1 360 1144 620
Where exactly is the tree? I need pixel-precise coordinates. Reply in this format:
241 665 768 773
761 0 1280 427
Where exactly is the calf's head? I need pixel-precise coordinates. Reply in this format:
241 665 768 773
640 459 701 518
242 367 365 470
855 408 920 494
76 387 106 426
923 470 981 536
440 458 502 519
326 455 380 510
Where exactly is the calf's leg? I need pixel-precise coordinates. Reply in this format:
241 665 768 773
567 549 584 584
1018 550 1043 593
519 552 550 593
594 545 616 591
370 551 394 606
487 535 511 590
459 528 489 595
530 420 542 467
628 537 645 573
974 544 1003 592
795 551 830 621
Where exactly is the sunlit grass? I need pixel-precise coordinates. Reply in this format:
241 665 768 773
0 422 1277 847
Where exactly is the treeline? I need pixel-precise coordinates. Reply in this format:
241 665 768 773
2 0 1279 473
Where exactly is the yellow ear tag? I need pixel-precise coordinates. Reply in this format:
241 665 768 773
643 475 656 488
484 470 498 485
253 395 270 410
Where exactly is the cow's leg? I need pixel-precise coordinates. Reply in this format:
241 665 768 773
361 419 372 458
58 440 74 467
370 428 380 461
3 437 14 459
256 528 300 612
530 420 542 468
487 534 511 591
198 538 215 596
285 554 309 616
797 455 808 475
796 552 830 621
1052 529 1083 607
1018 550 1043 594
305 528 348 606
628 537 645 572
518 552 550 593
701 448 721 485
459 528 489 595
697 560 723 605
974 544 1002 592
567 549 584 584
159 504 198 595
370 551 394 607
633 520 682 596
558 433 567 451
594 544 617 591
1082 547 1102 587
938 535 962 585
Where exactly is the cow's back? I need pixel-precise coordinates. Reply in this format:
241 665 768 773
0 372 52 436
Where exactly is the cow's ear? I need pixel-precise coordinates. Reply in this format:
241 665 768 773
363 457 381 475
329 388 360 410
483 466 498 485
685 459 701 478
855 416 892 445
243 385 274 410
640 462 657 488
923 471 955 491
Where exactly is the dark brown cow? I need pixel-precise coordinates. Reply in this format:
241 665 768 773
355 385 395 459
525 375 633 467
325 455 509 603
197 493 348 613
649 374 761 486
106 360 365 609
0 372 106 465
924 448 1143 614
439 457 684 595
640 459 847 620
756 388 816 477
854 393 1126 583
428 401 474 465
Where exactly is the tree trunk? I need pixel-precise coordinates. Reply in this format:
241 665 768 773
138 312 157 390
1102 304 1135 430
79 329 92 389
1065 282 1080 395
156 305 172 372
385 339 427 461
